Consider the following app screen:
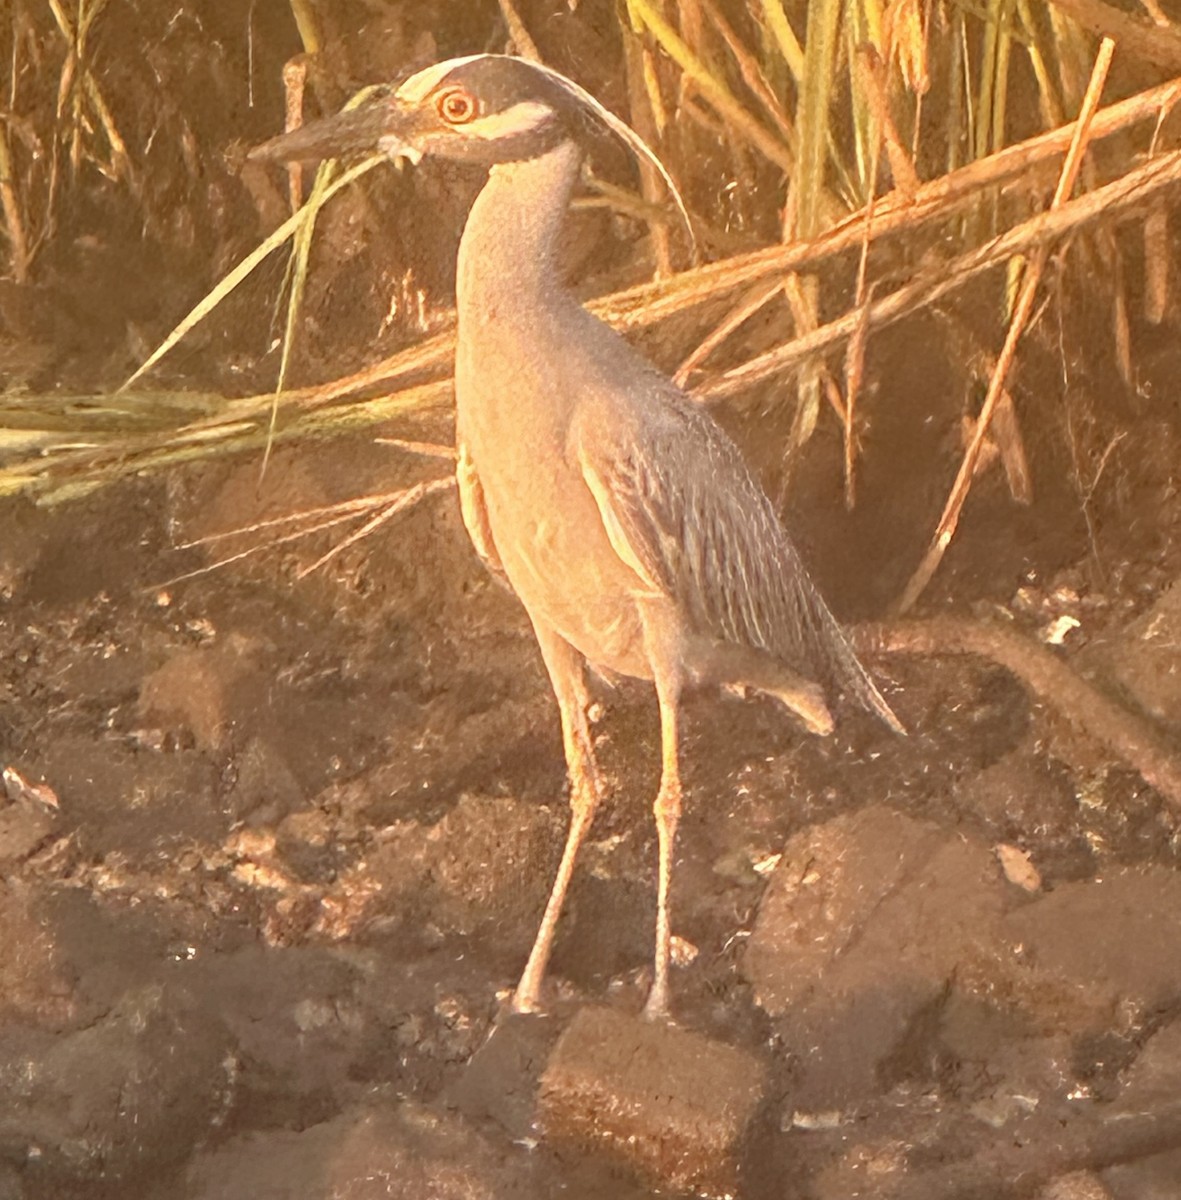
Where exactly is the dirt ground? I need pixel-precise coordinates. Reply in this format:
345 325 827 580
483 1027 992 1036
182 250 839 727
4 3 1181 1198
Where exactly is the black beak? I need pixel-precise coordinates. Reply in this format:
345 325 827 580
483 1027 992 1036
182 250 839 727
248 96 398 165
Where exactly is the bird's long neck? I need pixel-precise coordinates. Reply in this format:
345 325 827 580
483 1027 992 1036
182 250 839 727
456 139 582 314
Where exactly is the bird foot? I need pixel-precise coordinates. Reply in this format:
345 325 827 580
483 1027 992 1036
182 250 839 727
509 987 544 1016
641 984 673 1023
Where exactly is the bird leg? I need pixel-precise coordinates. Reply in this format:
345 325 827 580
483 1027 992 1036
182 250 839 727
643 667 682 1020
513 625 602 1014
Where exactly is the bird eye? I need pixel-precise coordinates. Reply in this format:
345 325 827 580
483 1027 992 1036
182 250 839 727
437 88 477 124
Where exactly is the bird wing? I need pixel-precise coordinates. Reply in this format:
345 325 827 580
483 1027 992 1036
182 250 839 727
574 394 903 732
456 442 507 580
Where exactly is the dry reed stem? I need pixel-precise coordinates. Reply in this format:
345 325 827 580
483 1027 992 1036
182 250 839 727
597 72 1181 329
176 489 425 549
623 26 673 277
120 74 1181 409
24 139 1181 501
896 37 1116 615
295 476 454 578
626 0 794 172
158 476 454 589
282 57 308 211
857 616 1181 813
373 437 457 460
699 142 1181 399
496 0 542 62
697 0 795 143
672 278 783 385
1144 202 1170 322
15 74 1181 503
0 121 29 282
857 45 920 201
287 0 323 54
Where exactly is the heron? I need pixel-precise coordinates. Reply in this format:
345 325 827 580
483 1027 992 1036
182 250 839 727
251 53 903 1020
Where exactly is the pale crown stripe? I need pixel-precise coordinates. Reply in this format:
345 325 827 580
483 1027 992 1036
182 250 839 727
463 100 554 140
396 55 483 104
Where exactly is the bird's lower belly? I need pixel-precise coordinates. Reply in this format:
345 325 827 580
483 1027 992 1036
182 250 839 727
491 503 652 680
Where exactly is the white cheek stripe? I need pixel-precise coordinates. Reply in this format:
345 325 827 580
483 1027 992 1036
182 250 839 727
396 55 483 103
464 100 554 140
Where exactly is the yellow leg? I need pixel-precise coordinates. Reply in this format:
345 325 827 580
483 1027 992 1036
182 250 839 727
513 625 601 1014
643 671 682 1020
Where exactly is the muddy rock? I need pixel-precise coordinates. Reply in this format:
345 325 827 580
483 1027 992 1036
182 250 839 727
450 1014 562 1140
1090 578 1181 732
33 734 224 862
184 1103 535 1199
952 747 1091 878
797 1095 960 1200
138 647 234 752
0 885 78 1028
423 794 560 938
1115 1018 1181 1108
1037 1173 1113 1200
230 735 305 824
321 794 559 945
1003 867 1181 1028
744 807 1018 1109
1103 1149 1181 1200
186 944 362 1118
0 984 235 1196
539 1006 767 1198
936 992 1076 1116
0 800 57 871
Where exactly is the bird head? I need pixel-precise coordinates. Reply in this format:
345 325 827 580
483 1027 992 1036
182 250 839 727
250 54 693 248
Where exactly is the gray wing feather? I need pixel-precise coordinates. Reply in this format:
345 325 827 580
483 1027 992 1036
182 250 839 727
576 395 902 732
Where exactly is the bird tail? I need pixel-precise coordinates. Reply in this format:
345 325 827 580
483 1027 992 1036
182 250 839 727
787 572 906 735
824 613 906 734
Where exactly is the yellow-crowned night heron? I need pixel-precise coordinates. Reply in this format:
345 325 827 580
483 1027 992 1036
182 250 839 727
252 54 903 1020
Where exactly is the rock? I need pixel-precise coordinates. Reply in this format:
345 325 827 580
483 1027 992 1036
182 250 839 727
138 647 232 752
954 751 1081 851
317 794 558 945
0 802 56 869
186 944 360 1116
937 992 1075 1115
231 736 305 823
0 885 78 1028
1037 1173 1113 1200
1116 1018 1181 1108
41 734 224 858
1103 1148 1181 1200
1003 867 1181 1028
0 985 235 1194
1092 578 1181 732
538 1006 767 1198
744 807 1016 1108
185 1103 534 1199
449 1013 562 1141
747 809 1181 1114
420 794 560 938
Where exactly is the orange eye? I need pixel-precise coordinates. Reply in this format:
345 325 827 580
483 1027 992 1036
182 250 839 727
437 88 477 124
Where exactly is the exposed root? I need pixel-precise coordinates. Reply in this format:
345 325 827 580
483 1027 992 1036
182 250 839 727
873 1098 1181 1200
856 615 1181 814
